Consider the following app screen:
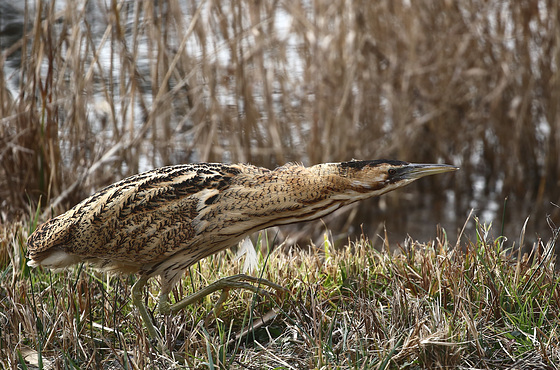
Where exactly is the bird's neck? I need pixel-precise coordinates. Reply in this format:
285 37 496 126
197 163 371 237
189 162 385 258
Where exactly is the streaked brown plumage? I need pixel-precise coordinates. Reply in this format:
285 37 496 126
27 160 457 339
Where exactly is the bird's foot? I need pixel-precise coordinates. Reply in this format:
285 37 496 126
169 274 287 319
158 296 171 315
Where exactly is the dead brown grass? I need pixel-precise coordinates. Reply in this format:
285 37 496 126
1 219 559 369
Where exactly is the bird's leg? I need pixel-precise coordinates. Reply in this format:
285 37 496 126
158 291 171 315
131 276 162 342
168 274 286 315
204 288 231 326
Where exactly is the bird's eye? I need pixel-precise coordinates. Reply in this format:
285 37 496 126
388 168 397 176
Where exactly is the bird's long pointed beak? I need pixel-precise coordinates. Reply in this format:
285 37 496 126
397 163 459 180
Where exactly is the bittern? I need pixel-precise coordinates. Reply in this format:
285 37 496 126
27 160 457 340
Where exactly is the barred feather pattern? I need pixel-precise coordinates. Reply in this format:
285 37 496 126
27 160 448 293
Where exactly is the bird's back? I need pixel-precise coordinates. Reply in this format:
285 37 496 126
26 163 257 272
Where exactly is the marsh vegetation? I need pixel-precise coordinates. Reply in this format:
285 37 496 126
1 0 559 368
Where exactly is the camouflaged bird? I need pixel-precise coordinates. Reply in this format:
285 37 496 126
27 160 457 339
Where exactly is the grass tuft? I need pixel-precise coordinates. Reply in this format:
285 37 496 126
4 218 558 368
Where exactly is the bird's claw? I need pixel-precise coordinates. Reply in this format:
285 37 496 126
167 273 286 315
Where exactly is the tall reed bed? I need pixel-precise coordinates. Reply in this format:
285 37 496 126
1 1 558 233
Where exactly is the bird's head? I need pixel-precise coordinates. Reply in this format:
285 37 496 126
336 159 458 198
